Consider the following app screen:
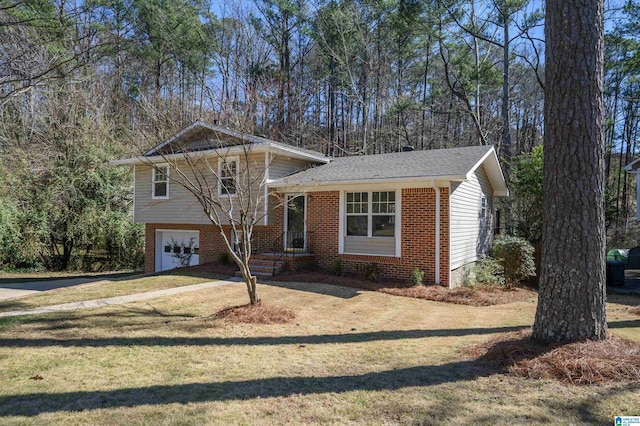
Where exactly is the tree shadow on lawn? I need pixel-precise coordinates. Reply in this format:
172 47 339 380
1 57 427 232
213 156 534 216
262 280 362 299
0 325 530 348
0 361 490 417
0 272 140 288
0 360 629 423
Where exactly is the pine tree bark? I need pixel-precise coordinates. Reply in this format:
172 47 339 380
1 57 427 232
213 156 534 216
532 0 607 342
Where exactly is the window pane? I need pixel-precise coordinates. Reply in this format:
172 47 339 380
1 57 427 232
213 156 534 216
155 166 167 181
373 192 379 202
388 191 395 201
154 182 167 197
347 204 353 214
164 245 171 253
372 203 379 213
362 192 368 202
347 193 353 202
193 247 199 255
347 216 368 236
361 201 368 213
183 247 192 254
221 178 236 194
372 215 395 237
173 245 181 254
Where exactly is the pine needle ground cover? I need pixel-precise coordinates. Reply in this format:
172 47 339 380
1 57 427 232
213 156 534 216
0 279 638 425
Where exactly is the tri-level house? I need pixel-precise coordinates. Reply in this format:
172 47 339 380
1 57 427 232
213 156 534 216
114 121 508 287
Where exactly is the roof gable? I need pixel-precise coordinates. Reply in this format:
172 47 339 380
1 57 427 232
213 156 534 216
113 121 328 165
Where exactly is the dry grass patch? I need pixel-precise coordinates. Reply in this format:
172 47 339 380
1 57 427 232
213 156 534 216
0 279 638 424
470 329 640 385
0 272 220 313
380 284 536 306
216 302 295 324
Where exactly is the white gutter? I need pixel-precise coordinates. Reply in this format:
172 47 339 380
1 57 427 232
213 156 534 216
435 187 441 285
268 175 466 192
112 143 329 166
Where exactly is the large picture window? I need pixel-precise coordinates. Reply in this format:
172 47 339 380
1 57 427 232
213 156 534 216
346 191 396 237
219 157 238 196
152 165 169 199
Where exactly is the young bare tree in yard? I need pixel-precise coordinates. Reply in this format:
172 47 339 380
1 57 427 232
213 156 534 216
139 127 273 305
532 0 607 341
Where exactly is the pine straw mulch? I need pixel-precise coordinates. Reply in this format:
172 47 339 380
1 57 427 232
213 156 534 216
216 302 296 324
271 268 537 307
379 284 536 306
467 329 640 385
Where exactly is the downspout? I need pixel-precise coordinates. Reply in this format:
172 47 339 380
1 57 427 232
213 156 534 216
637 173 640 222
264 152 270 226
435 186 441 285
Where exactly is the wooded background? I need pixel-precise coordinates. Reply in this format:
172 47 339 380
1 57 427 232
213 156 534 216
0 0 637 271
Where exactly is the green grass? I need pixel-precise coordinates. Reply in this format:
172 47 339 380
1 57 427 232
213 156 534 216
0 280 637 425
0 271 218 313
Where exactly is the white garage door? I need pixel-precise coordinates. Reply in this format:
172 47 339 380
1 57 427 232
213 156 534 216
156 230 200 272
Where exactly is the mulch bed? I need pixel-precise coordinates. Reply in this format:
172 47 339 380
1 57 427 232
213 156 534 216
272 268 536 306
216 302 296 324
468 329 640 385
187 262 537 307
630 306 640 316
379 284 536 306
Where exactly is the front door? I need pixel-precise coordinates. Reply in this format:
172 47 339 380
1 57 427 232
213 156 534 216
285 195 306 251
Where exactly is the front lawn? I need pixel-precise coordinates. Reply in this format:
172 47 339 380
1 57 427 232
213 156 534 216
0 279 638 424
0 269 225 313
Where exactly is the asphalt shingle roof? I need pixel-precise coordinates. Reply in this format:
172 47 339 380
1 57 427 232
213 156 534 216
273 145 495 187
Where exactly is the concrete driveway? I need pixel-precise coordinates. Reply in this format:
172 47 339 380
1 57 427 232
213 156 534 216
0 272 138 301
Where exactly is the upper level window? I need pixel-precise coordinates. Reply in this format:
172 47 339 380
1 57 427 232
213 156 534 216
346 191 396 237
152 165 169 199
219 157 238 196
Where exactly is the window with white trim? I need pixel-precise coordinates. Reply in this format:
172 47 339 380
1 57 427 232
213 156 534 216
152 165 169 199
346 192 368 236
346 191 396 237
480 194 487 220
219 157 238 196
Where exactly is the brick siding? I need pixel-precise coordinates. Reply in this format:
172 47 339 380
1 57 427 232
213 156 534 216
144 223 280 273
146 187 451 285
302 188 451 285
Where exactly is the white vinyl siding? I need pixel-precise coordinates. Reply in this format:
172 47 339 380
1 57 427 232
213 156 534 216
449 165 494 269
269 156 313 179
134 153 267 225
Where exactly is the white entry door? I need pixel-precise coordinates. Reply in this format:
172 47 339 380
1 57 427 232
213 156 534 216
157 230 200 272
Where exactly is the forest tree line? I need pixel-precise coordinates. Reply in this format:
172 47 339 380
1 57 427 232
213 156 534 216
0 0 638 271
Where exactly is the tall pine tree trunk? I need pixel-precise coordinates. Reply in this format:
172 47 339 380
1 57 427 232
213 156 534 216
532 0 607 342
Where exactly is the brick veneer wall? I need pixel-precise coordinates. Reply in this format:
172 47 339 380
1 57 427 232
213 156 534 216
306 191 340 269
144 223 280 273
303 187 451 285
